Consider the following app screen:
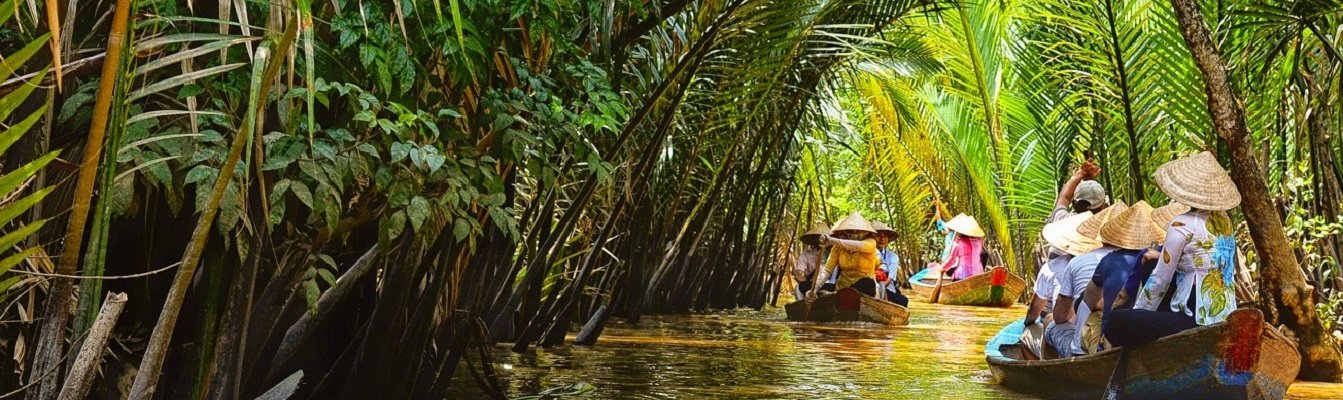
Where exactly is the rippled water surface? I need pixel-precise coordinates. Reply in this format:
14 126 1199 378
452 300 1343 399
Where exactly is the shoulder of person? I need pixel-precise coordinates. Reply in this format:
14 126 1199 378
1046 207 1070 223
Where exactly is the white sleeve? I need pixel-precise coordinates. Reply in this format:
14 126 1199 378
1055 259 1078 298
1135 225 1189 311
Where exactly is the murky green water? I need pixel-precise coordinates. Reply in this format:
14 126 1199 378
453 300 1343 399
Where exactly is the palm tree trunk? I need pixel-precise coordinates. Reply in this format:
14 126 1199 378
1168 0 1343 381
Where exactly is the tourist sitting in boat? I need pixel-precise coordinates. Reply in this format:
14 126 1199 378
808 211 881 298
1077 201 1167 352
1105 152 1241 348
1086 202 1188 330
793 222 834 300
1044 201 1128 358
1020 211 1101 358
1023 160 1106 331
872 221 909 307
937 214 986 281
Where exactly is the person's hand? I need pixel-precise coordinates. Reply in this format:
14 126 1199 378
1076 159 1101 180
1143 249 1159 262
805 291 818 302
1114 291 1130 309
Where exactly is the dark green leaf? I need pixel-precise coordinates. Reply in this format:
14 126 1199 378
303 279 320 315
408 196 429 232
291 181 314 209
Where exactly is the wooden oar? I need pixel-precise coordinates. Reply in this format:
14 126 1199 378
1103 348 1131 400
929 267 946 304
803 295 815 321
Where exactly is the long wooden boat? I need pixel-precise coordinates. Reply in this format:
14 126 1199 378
783 287 909 325
984 308 1300 399
908 266 1027 307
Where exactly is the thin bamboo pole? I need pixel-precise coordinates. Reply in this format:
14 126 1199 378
26 0 133 397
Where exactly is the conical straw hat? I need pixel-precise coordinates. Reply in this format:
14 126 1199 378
1042 211 1102 256
944 214 985 238
801 222 831 245
1076 200 1128 239
1099 201 1165 250
832 211 876 234
871 220 897 236
1151 202 1191 240
1153 151 1241 211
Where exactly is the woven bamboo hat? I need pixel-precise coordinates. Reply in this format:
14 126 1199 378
1099 201 1165 250
1076 200 1128 239
944 214 986 238
1042 211 1102 256
1152 202 1191 236
871 220 897 236
1153 151 1241 211
801 222 831 245
832 211 876 234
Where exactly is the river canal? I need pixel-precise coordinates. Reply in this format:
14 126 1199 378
453 300 1343 399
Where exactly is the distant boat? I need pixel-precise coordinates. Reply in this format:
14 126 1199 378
909 266 1026 307
783 287 909 325
984 308 1300 399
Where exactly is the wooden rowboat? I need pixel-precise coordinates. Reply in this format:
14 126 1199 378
908 266 1026 307
984 308 1299 399
783 287 909 325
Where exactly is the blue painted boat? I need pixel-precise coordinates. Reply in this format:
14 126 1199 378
985 308 1300 399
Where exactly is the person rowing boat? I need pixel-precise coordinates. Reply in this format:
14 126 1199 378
807 211 881 299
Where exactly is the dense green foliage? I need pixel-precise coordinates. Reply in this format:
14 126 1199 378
2 0 1343 397
822 0 1343 301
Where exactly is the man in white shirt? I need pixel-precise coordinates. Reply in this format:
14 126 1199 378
1046 246 1116 357
1044 201 1128 357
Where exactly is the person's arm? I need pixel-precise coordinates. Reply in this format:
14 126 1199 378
1134 223 1190 310
875 252 890 281
940 245 960 273
1053 295 1075 325
1025 260 1057 325
793 250 810 280
1024 295 1048 326
1055 160 1099 209
824 236 876 253
809 251 839 299
1052 260 1077 324
1083 281 1103 312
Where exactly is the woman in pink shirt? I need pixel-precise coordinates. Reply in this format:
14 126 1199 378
940 214 986 280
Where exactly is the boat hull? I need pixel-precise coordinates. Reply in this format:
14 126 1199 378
984 308 1299 400
909 266 1027 307
783 287 909 325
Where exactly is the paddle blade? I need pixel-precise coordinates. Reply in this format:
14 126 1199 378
929 273 946 303
1104 349 1131 400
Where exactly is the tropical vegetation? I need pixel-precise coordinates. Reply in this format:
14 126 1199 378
2 0 1343 397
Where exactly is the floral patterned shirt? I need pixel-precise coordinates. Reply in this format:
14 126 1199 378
1134 211 1238 326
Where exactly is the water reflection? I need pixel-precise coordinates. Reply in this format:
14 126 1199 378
452 301 1343 399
